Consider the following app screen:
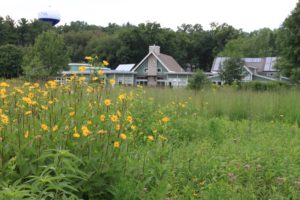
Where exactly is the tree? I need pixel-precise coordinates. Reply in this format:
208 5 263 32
0 44 23 78
219 57 245 85
276 1 300 81
22 31 70 80
188 69 210 91
219 28 277 58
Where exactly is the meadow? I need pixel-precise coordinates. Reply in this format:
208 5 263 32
0 77 300 199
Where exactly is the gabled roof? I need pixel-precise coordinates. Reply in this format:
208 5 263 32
115 64 135 71
132 52 184 73
157 53 184 72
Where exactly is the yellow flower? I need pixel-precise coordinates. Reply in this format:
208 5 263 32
79 77 86 82
92 77 98 81
115 124 121 131
102 60 109 66
73 133 80 138
147 135 154 141
117 111 121 117
41 105 48 110
69 111 75 117
1 114 9 125
113 141 120 148
85 56 92 61
14 87 24 94
52 125 58 132
118 94 126 102
104 99 111 107
24 131 29 139
109 79 116 85
110 114 118 123
79 66 86 72
98 129 107 134
161 116 170 123
99 114 105 122
87 120 93 125
97 70 104 75
47 80 57 89
126 116 133 123
152 129 157 133
87 86 94 93
41 124 48 131
25 111 32 116
0 82 9 87
81 126 90 137
28 93 34 99
120 133 127 140
130 125 136 130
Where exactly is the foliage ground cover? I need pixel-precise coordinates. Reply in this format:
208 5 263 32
0 78 299 199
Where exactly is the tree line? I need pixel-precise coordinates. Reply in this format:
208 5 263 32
0 0 299 81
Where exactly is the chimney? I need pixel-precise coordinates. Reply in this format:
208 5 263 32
149 45 160 55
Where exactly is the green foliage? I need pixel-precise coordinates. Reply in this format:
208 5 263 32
219 28 277 57
0 44 23 78
219 57 245 85
239 81 292 91
22 31 70 80
276 1 300 81
188 69 210 91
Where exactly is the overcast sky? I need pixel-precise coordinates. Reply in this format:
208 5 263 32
0 0 298 32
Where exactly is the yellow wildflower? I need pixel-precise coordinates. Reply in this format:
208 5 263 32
87 86 94 93
109 79 116 85
152 129 158 133
0 82 9 87
113 141 120 148
126 116 133 123
85 56 92 60
1 114 9 125
47 80 57 89
110 114 118 123
28 93 34 99
120 133 127 140
81 126 90 137
99 114 105 122
115 124 121 131
87 120 93 125
79 66 86 72
147 135 154 141
131 125 136 130
52 125 58 132
41 124 48 131
73 133 80 138
92 77 98 81
102 60 109 66
97 70 104 75
98 129 107 134
14 87 24 94
25 111 32 116
79 77 86 82
118 93 126 102
161 116 170 123
24 131 29 139
117 111 121 117
69 111 75 117
41 105 48 110
104 99 111 107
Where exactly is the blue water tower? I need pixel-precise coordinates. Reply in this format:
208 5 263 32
38 6 61 26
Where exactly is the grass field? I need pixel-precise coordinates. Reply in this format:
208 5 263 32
0 78 300 199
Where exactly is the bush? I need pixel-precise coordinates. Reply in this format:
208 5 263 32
238 81 292 91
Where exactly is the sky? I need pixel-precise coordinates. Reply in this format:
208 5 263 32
0 0 298 32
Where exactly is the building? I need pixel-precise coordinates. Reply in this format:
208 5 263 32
58 45 193 87
208 57 289 84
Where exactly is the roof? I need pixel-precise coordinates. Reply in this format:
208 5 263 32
132 52 184 73
115 64 135 71
157 53 184 73
211 57 278 72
